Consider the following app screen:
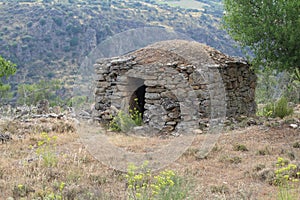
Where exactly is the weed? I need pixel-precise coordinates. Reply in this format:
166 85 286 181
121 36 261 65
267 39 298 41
274 157 300 200
292 142 300 149
254 164 266 171
257 146 271 156
129 98 143 126
89 174 107 185
182 147 199 157
230 156 242 164
66 171 81 184
125 162 191 200
109 111 134 132
258 96 293 119
233 144 248 152
109 107 143 132
287 152 296 161
0 167 4 179
12 184 34 198
210 184 229 194
33 181 66 200
34 132 58 167
219 155 242 164
211 144 222 152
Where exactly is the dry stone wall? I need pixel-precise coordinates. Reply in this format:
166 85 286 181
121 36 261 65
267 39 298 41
93 40 256 133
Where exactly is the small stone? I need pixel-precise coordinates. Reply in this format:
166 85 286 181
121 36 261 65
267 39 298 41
289 124 298 129
145 93 161 100
161 125 175 132
193 129 203 134
166 121 177 126
168 110 180 119
162 99 178 111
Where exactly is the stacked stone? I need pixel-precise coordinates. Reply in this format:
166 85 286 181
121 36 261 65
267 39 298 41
94 57 200 133
94 56 137 120
93 42 257 134
218 61 257 117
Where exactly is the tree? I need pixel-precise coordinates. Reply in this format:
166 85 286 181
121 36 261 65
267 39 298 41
17 79 63 106
0 56 16 104
0 55 16 86
223 0 300 78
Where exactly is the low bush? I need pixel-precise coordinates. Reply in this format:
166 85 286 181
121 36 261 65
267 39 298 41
125 162 192 200
109 107 143 132
258 96 293 119
274 157 300 200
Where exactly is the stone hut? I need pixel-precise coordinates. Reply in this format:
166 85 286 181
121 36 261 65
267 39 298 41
93 40 256 133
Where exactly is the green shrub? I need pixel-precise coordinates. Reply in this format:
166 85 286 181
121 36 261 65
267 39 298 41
109 110 136 132
129 107 143 126
0 84 14 105
233 144 248 152
109 106 143 132
17 79 63 106
258 96 293 118
256 69 299 105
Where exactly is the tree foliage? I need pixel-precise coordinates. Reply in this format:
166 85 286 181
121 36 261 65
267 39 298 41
0 56 16 105
223 0 300 75
0 55 16 86
17 79 63 106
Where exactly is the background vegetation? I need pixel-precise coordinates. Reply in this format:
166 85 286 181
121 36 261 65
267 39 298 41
0 0 239 106
223 0 300 111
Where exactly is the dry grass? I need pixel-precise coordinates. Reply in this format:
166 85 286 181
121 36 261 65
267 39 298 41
0 115 300 199
107 133 171 153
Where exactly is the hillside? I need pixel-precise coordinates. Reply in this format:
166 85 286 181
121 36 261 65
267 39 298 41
0 0 241 103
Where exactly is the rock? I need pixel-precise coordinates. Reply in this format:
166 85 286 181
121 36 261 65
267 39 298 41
161 125 175 132
289 124 298 129
37 99 49 114
168 110 180 119
247 118 257 126
193 129 203 134
0 133 12 144
161 98 179 111
145 93 161 100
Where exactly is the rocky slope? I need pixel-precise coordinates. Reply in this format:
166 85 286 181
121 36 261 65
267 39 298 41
0 0 241 102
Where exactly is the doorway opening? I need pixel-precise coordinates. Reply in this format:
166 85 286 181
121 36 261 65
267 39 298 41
129 84 146 118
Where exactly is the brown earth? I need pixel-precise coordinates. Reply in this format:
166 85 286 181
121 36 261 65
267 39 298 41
0 114 299 199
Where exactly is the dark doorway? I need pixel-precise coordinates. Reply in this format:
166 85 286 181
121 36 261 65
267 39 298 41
129 85 146 117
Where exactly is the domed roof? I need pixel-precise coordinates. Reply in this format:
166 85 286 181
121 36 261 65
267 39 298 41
128 40 238 67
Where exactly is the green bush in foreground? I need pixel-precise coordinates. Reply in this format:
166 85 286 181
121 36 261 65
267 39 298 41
109 107 143 132
33 132 58 167
274 157 300 200
258 96 293 119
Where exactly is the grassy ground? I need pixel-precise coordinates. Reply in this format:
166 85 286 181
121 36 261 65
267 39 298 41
0 113 300 199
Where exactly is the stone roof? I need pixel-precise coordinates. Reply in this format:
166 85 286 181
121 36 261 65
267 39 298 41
127 40 241 67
